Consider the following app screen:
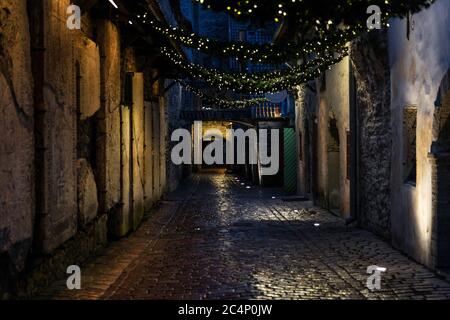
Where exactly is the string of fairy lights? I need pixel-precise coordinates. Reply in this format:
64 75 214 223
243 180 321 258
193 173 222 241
161 45 348 94
179 81 268 109
193 0 435 24
136 13 360 64
129 0 435 108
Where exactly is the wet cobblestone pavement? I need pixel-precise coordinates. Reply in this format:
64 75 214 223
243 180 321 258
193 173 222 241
41 173 450 300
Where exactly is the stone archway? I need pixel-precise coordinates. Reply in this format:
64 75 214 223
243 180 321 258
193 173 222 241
430 69 450 270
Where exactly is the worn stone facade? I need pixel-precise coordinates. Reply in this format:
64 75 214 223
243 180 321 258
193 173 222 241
295 56 351 218
317 57 351 217
0 0 35 278
351 30 392 238
96 20 122 217
294 0 450 273
389 0 450 267
297 32 393 233
165 81 192 192
0 1 188 297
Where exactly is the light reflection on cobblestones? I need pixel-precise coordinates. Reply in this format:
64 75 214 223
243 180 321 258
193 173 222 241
41 173 450 300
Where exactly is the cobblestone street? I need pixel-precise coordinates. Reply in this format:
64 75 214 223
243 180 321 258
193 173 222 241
41 173 450 300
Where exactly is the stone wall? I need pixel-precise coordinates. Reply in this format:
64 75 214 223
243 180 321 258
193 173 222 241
34 0 78 254
75 36 100 230
77 37 100 120
388 0 450 266
315 56 351 217
17 215 107 298
96 20 122 217
132 73 145 230
165 81 191 192
144 100 154 210
294 84 317 197
159 96 168 197
0 1 184 297
0 0 35 285
350 31 392 238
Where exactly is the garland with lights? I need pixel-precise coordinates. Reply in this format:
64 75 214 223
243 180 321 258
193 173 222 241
193 0 435 25
136 14 360 64
162 46 348 93
179 81 268 109
131 0 435 94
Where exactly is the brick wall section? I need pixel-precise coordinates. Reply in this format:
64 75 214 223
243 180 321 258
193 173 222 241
350 31 392 239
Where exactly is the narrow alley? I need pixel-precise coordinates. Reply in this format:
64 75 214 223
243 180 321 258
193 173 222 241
2 0 450 303
40 172 450 300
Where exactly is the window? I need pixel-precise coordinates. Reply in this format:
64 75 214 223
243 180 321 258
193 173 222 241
403 106 417 185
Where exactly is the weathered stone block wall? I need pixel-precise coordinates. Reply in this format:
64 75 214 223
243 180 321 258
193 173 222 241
132 73 145 230
351 31 392 239
159 96 168 197
75 35 100 230
77 36 100 120
18 215 108 298
0 0 35 281
144 100 154 210
76 159 98 227
152 99 162 200
119 105 131 237
160 96 168 194
111 49 149 236
34 0 77 254
0 1 185 296
97 21 121 215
